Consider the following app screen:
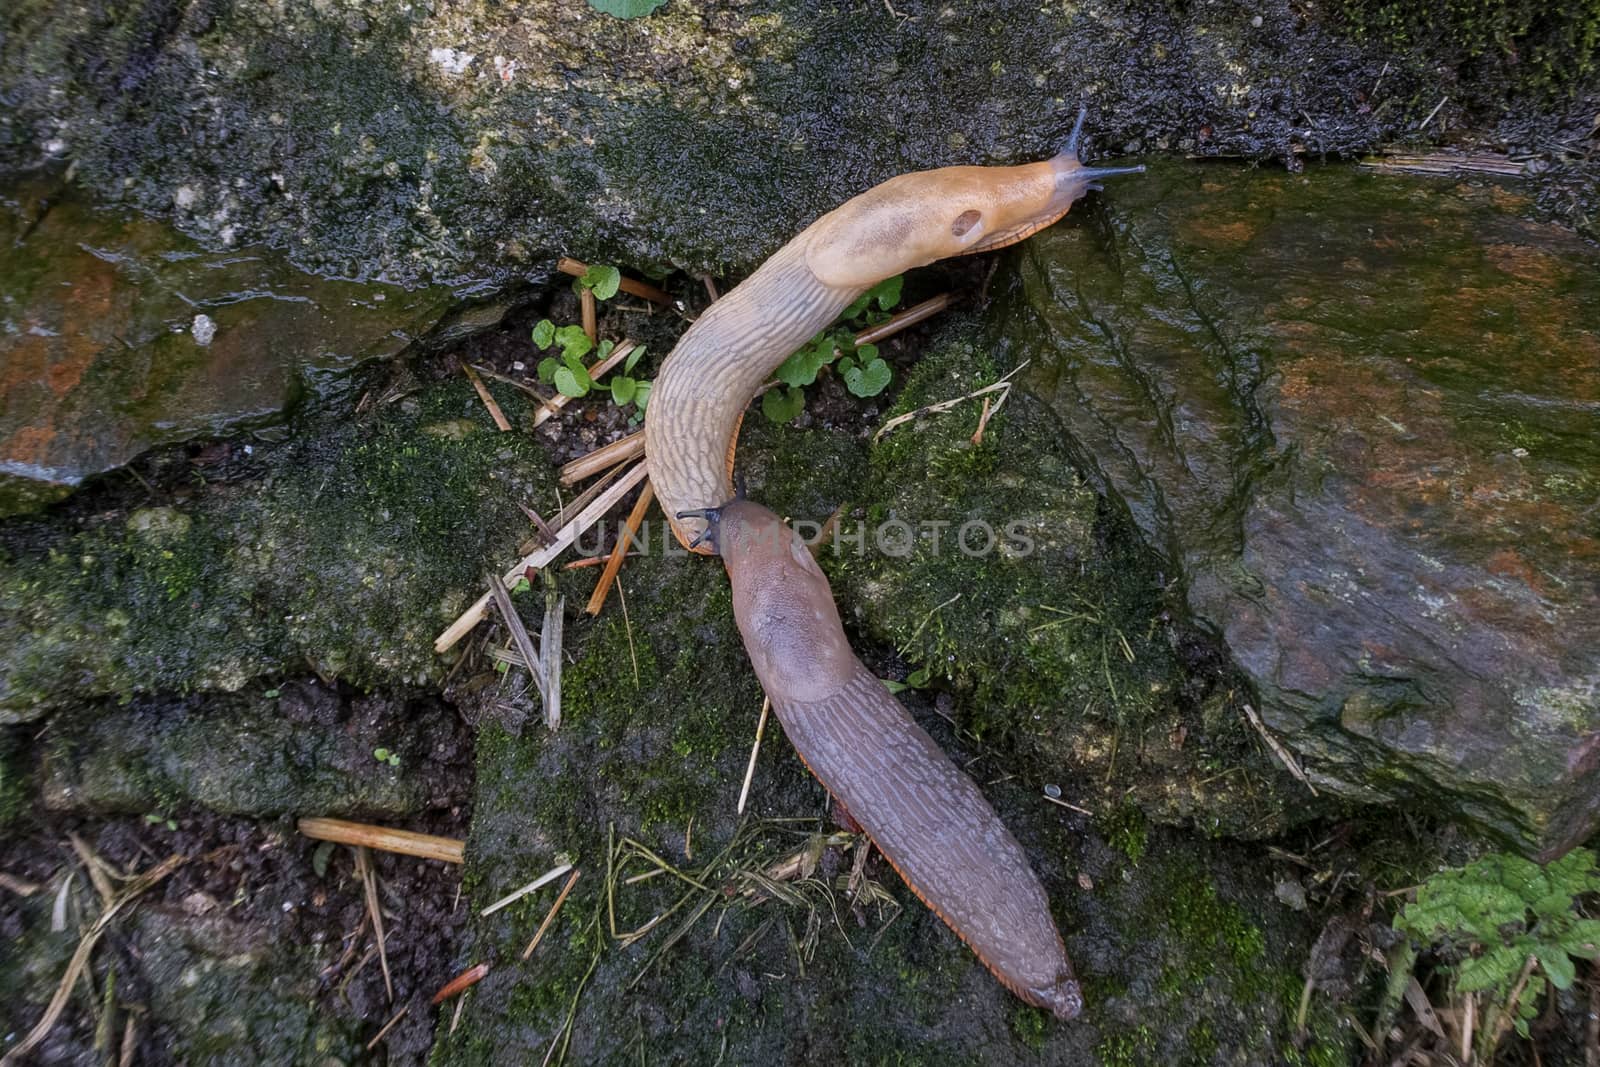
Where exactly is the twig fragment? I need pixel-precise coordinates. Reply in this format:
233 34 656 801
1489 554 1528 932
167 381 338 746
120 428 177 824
1241 703 1319 796
558 257 671 306
846 838 873 903
491 574 548 702
580 288 598 344
970 395 994 446
463 363 512 432
1041 792 1094 816
1405 975 1447 1040
1359 151 1525 178
586 481 654 616
540 568 565 731
518 501 558 545
432 963 490 1005
434 461 648 652
355 847 393 1003
118 1013 137 1067
297 818 465 864
68 832 116 908
737 697 772 816
873 361 1029 444
560 431 645 486
366 1003 410 1051
1486 954 1540 1053
0 871 41 896
471 363 555 405
853 292 954 347
1419 96 1449 130
562 553 638 570
550 457 631 530
480 863 574 917
616 577 639 688
522 868 582 960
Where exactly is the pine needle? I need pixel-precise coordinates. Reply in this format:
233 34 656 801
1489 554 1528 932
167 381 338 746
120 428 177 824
1 854 183 1066
585 481 654 616
355 847 393 1002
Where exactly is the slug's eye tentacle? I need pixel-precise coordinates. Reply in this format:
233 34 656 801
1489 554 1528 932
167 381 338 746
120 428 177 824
1063 104 1090 159
676 507 723 553
1078 164 1146 182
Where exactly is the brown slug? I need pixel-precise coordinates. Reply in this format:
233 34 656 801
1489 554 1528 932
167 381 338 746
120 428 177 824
689 499 1083 1017
643 109 1141 1019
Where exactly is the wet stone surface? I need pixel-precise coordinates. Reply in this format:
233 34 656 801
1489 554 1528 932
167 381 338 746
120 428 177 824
0 179 460 516
0 0 1470 290
1002 162 1600 857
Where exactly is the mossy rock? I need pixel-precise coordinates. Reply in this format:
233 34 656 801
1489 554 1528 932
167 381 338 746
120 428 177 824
435 364 1339 1061
132 907 364 1064
829 320 1296 837
1337 0 1600 95
1002 161 1600 858
0 378 556 721
435 540 1348 1063
36 682 463 819
0 177 460 517
2 0 1517 290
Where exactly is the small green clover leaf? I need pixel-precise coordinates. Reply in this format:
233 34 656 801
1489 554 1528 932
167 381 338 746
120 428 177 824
840 345 891 397
577 264 622 300
762 386 805 423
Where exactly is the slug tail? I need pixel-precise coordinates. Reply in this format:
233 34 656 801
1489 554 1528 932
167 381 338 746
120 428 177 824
765 669 1081 1020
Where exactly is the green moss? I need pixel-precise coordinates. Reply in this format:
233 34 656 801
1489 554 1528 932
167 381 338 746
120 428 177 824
1067 827 1362 1066
1338 0 1600 94
1100 805 1149 866
1095 1025 1155 1067
1186 1018 1218 1063
37 689 432 818
0 379 555 721
825 319 1291 837
832 323 1177 726
1157 860 1268 997
1008 1003 1051 1050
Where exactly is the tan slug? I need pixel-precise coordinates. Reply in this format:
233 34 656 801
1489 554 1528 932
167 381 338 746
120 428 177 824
644 110 1141 1019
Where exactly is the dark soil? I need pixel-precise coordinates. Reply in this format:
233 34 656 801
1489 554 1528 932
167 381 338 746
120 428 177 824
1 685 473 1065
